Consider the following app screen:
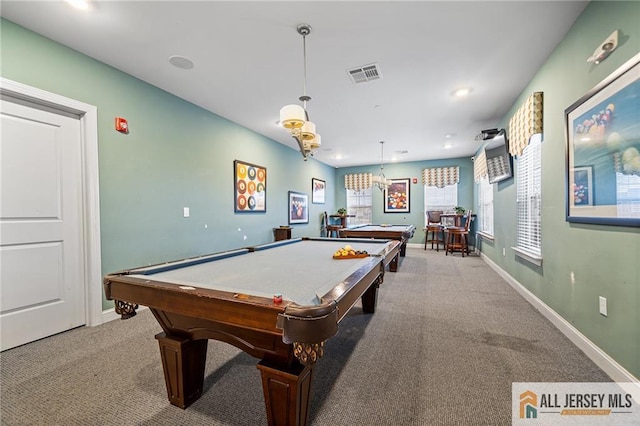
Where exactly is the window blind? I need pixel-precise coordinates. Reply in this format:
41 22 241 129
478 176 494 236
424 184 458 226
346 188 372 225
516 134 542 256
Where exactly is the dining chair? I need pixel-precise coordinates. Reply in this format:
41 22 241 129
323 211 342 238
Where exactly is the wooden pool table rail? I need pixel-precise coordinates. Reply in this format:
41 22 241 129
103 238 400 426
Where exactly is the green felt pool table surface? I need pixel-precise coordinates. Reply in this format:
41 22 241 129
128 238 395 306
339 224 416 257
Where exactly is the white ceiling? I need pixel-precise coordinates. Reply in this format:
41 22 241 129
1 1 588 168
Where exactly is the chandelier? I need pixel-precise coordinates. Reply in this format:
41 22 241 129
279 24 321 161
372 141 391 191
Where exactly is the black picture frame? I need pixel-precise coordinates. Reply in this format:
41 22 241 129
383 178 410 213
288 191 309 224
564 53 640 226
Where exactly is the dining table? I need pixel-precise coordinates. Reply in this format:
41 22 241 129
329 214 355 228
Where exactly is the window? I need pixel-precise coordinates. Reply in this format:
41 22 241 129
514 133 542 265
424 184 457 226
477 176 494 237
346 188 372 225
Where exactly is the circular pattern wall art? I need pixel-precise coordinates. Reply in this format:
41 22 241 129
234 160 266 212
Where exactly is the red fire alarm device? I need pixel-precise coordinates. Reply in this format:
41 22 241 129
115 117 129 133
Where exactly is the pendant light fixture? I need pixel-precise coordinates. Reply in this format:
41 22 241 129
279 24 321 161
372 141 391 191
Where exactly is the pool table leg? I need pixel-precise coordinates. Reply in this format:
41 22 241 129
155 332 208 409
362 273 383 313
257 360 313 426
388 251 399 272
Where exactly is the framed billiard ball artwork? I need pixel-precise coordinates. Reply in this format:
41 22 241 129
383 178 410 213
288 191 309 224
234 160 266 213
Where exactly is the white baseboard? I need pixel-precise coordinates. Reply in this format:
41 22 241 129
480 253 640 400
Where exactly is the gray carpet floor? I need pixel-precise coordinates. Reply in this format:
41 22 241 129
0 247 611 425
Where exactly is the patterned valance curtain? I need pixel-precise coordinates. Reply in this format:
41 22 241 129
422 166 459 188
508 91 543 157
344 173 373 191
473 150 487 182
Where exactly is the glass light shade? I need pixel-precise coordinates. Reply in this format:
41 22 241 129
307 134 321 150
300 121 316 141
280 105 305 129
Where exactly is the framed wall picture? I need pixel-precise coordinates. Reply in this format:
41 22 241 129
312 178 326 204
234 160 266 212
288 191 309 224
572 166 593 207
384 178 410 213
565 53 640 226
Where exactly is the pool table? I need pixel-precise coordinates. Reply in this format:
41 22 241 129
104 237 400 426
339 224 416 258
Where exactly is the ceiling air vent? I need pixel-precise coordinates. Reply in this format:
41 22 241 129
347 63 382 84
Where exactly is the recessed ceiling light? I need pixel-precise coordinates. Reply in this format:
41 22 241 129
443 143 453 149
335 154 343 160
452 87 472 97
65 0 91 10
169 55 194 70
445 133 456 139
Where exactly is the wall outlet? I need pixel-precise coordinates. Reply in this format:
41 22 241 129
183 207 190 217
599 296 607 317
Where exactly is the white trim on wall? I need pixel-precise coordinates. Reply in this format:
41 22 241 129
1 77 103 327
481 253 640 400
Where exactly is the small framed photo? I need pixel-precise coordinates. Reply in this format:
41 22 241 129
288 191 309 224
384 178 410 213
572 166 593 207
312 178 326 204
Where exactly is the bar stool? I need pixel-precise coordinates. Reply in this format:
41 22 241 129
424 210 445 251
445 210 472 257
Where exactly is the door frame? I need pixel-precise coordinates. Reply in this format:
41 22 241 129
1 77 103 327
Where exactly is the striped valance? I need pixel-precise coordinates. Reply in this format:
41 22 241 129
422 166 459 188
344 173 373 191
473 150 487 183
508 91 543 157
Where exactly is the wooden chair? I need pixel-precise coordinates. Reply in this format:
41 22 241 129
424 210 445 251
323 211 342 238
445 210 473 257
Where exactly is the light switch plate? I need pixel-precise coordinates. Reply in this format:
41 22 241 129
599 296 607 317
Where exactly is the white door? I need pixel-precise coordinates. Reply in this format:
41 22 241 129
1 97 85 350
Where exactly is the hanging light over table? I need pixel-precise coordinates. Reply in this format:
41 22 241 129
280 24 321 161
372 141 391 190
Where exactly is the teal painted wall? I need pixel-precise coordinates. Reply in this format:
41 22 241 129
335 157 474 244
477 1 640 378
2 1 639 378
0 19 337 309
